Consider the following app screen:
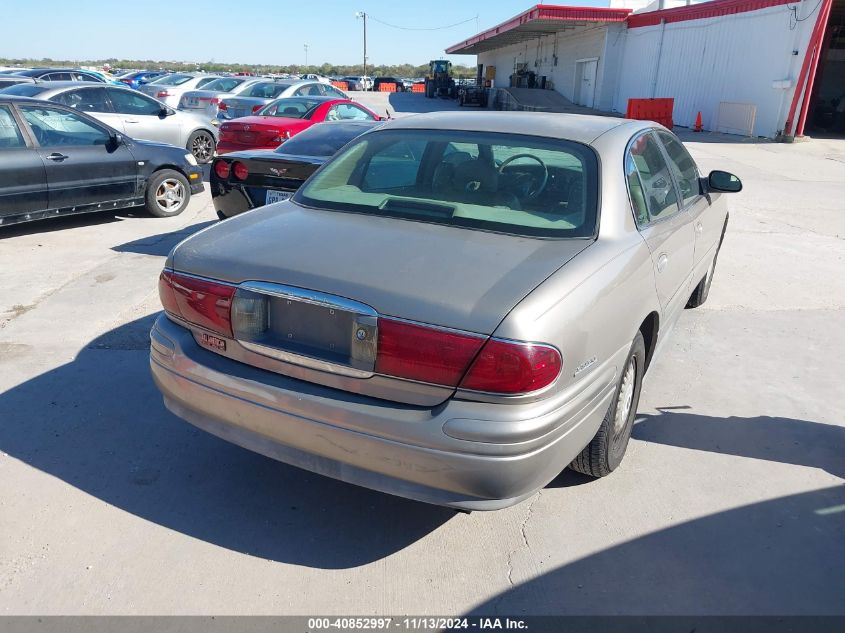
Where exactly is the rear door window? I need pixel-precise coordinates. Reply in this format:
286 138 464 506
53 87 112 113
0 105 25 148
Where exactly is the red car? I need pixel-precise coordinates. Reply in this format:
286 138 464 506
216 96 382 154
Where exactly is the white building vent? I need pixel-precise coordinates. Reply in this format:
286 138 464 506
715 102 758 137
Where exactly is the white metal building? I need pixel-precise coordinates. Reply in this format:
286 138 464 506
447 0 844 139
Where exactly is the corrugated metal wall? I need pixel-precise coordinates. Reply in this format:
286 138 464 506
615 3 817 136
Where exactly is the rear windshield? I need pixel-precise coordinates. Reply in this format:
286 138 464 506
245 82 290 99
0 84 48 97
201 77 245 92
297 129 598 238
276 122 375 157
148 74 193 86
258 97 323 118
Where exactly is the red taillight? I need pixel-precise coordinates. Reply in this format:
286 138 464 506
218 101 228 111
232 161 249 180
120 79 132 84
459 339 561 394
158 271 235 337
157 90 171 98
213 159 230 179
375 318 485 387
252 104 263 113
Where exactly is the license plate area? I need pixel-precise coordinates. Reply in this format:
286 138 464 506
266 190 292 204
232 282 377 377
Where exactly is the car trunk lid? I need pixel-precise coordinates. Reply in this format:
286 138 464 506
170 203 590 404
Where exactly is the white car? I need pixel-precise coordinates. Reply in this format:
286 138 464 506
138 73 224 108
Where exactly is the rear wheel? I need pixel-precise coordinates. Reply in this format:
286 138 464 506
145 169 190 218
570 331 645 478
188 130 215 164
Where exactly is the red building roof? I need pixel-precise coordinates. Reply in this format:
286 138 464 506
447 0 797 53
445 4 632 55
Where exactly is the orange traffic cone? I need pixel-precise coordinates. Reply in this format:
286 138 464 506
694 111 703 132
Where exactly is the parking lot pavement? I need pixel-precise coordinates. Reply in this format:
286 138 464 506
0 133 843 615
354 90 464 118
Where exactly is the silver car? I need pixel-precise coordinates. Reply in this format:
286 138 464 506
0 82 218 163
177 76 266 119
150 112 741 510
138 73 223 108
218 80 349 120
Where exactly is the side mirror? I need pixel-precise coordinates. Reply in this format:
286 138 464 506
159 107 175 118
109 132 125 148
707 170 742 193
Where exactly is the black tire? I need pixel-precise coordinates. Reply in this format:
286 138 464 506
144 169 190 218
570 331 646 478
687 216 728 309
187 129 215 165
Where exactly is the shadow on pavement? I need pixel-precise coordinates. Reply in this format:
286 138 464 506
0 314 453 568
633 409 844 479
112 220 215 257
0 209 133 239
468 485 845 615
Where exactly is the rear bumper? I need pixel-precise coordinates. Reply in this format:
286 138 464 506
149 314 616 510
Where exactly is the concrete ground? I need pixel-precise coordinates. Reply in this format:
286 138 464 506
0 99 843 615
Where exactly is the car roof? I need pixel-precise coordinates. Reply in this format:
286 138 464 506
15 68 98 76
383 111 644 144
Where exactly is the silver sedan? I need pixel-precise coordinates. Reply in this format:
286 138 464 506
0 82 218 163
176 76 267 119
217 80 349 120
150 112 741 510
137 73 223 108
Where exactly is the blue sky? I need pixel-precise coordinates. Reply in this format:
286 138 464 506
1 0 609 66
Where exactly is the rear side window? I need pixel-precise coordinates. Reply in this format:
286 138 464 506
53 87 112 113
246 83 289 99
195 77 219 89
0 84 47 97
150 74 193 86
298 129 599 238
626 131 679 223
294 84 325 97
0 105 25 148
656 130 700 206
202 78 244 92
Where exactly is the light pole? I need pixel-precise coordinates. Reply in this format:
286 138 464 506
355 11 367 87
304 43 309 70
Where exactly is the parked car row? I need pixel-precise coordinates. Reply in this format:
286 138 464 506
0 82 219 164
0 95 203 228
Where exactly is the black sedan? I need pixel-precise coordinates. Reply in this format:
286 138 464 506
211 119 381 219
0 95 204 228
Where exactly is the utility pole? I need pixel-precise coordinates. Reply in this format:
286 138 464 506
304 44 309 70
355 11 367 84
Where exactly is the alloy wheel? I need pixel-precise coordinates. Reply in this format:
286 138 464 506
155 178 186 213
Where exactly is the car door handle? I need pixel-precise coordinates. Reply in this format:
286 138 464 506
46 153 68 162
695 222 704 234
656 253 669 273
123 119 139 123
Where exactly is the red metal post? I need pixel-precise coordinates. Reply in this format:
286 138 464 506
783 0 832 137
796 0 834 136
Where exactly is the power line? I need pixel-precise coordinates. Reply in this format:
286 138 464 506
367 14 479 31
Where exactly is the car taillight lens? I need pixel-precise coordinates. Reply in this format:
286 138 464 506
271 130 291 143
375 318 485 387
232 161 249 180
459 339 562 394
157 90 171 98
218 101 228 111
252 104 264 113
213 159 230 179
120 79 132 84
158 271 235 337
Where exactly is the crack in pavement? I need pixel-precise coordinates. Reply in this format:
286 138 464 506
495 491 541 614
